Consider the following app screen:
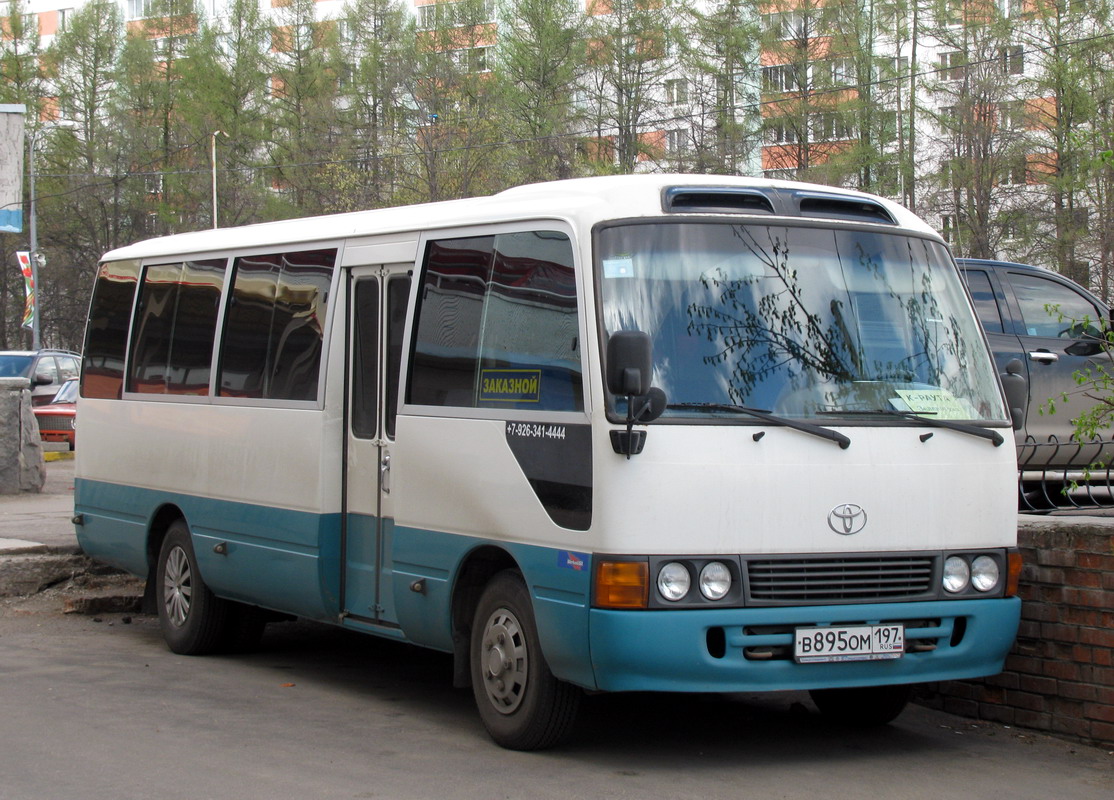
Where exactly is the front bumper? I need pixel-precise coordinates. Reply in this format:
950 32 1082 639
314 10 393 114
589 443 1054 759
588 597 1020 692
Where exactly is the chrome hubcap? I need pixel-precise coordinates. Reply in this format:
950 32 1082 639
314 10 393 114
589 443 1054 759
163 545 192 628
480 608 528 715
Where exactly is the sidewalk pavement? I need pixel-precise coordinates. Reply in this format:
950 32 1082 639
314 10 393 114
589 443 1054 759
0 455 80 556
0 456 114 599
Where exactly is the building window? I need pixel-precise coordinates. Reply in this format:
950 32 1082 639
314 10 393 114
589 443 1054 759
762 11 807 40
127 0 159 20
418 0 496 30
999 100 1027 129
764 118 798 144
665 78 689 106
823 58 856 87
940 214 959 243
1001 155 1028 185
940 0 964 25
999 213 1026 241
813 111 855 140
666 128 689 153
999 45 1024 75
939 51 966 81
448 46 492 73
763 64 801 93
878 110 899 143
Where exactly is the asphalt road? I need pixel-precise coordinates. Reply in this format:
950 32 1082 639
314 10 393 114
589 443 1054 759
1 588 1110 800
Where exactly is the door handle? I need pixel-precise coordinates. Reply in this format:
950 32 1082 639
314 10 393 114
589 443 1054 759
1028 351 1059 364
380 452 391 495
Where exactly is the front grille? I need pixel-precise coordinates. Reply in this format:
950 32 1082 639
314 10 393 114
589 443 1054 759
37 416 68 434
746 555 935 605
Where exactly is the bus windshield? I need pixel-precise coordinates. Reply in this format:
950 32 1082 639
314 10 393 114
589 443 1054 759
598 221 1008 423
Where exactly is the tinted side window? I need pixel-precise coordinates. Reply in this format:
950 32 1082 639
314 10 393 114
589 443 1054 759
82 260 141 399
385 276 410 437
409 237 493 407
219 249 336 401
57 356 79 380
963 270 1004 333
351 278 379 438
129 259 226 395
409 231 582 412
1010 272 1101 338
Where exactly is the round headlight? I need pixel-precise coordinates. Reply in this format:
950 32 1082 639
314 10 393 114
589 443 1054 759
657 562 691 602
971 555 1000 592
699 562 732 600
943 556 970 593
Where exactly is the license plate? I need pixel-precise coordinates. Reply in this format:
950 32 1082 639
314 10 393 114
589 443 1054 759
794 624 905 663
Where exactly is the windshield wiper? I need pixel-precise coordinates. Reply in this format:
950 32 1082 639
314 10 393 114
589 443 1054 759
819 409 1004 447
668 403 851 449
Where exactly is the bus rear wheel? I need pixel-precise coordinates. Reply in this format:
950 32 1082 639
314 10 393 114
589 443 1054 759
470 570 581 750
809 684 912 727
156 520 231 655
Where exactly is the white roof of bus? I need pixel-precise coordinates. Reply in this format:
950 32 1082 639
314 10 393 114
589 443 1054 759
100 174 938 262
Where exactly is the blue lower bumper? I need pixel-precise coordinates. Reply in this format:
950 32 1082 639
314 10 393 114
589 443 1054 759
588 597 1020 692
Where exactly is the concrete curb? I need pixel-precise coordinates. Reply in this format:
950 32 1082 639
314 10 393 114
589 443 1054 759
0 551 123 598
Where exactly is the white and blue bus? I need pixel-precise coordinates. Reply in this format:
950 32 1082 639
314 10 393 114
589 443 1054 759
75 175 1023 749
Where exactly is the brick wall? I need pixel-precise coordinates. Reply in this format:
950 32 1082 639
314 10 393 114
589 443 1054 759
921 519 1114 748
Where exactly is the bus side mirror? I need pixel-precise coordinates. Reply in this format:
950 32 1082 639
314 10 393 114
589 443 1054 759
1001 358 1027 432
607 331 665 457
607 330 652 397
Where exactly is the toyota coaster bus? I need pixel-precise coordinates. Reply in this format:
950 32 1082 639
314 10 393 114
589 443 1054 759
74 174 1023 750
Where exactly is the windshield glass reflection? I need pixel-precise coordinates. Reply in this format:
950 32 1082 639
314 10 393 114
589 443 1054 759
599 222 1007 422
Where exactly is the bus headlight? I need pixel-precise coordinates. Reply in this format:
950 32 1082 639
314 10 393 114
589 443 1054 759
699 562 732 600
943 556 971 593
971 555 1000 592
657 562 691 602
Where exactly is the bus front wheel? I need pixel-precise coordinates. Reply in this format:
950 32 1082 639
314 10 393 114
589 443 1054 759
470 570 581 750
809 684 912 727
156 520 231 655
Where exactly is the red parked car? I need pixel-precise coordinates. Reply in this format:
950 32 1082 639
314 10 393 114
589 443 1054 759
33 377 77 450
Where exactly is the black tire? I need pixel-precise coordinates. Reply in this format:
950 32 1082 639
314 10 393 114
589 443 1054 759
809 684 912 727
156 520 231 655
470 570 581 750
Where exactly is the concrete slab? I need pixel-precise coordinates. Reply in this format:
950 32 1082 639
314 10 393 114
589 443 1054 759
0 538 46 553
0 457 78 554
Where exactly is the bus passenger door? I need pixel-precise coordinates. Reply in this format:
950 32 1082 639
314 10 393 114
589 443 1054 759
343 265 411 626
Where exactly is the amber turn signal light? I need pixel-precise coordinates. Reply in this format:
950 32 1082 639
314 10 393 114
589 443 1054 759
594 560 649 609
1005 549 1023 597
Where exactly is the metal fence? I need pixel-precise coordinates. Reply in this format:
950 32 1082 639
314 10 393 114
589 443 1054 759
1017 434 1114 513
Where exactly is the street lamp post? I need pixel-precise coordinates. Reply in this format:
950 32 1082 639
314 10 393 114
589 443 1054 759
27 119 78 350
211 130 227 229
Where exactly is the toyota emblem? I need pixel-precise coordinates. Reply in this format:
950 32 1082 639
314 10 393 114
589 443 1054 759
828 504 867 535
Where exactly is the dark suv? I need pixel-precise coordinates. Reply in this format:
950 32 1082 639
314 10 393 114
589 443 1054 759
958 258 1113 475
0 349 81 405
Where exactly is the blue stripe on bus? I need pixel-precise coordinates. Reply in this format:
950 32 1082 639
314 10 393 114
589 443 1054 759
75 478 341 620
